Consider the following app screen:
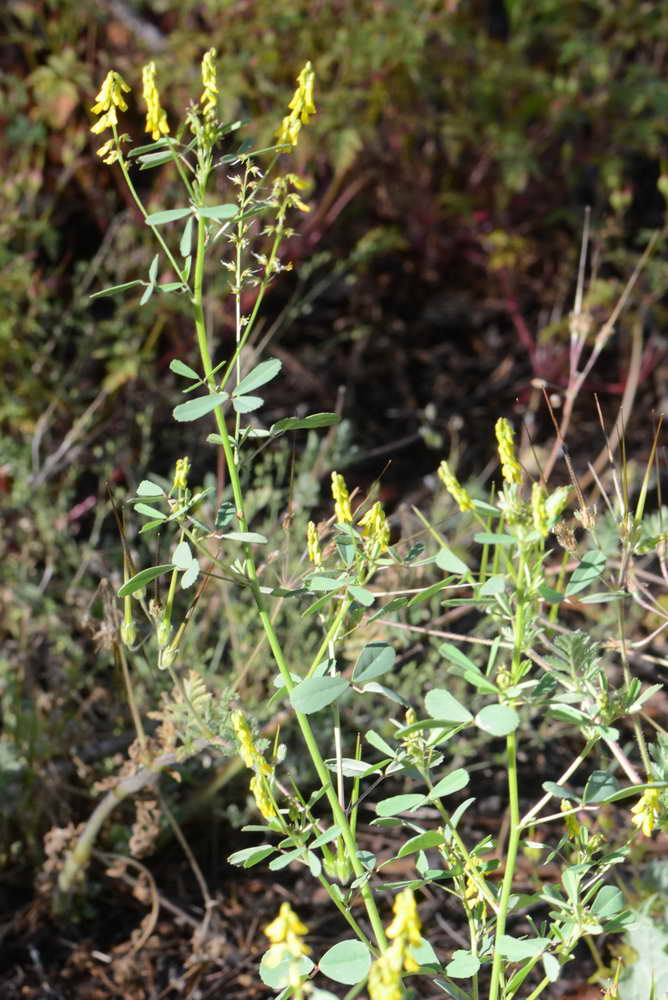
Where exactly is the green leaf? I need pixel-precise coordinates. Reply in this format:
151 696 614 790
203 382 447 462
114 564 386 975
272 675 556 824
148 253 159 283
583 770 619 803
260 953 314 989
172 540 193 570
290 676 350 714
309 826 342 849
179 216 194 257
221 531 268 543
538 583 564 604
139 283 154 305
480 574 506 596
128 138 171 157
542 781 577 801
117 564 174 597
428 768 470 799
136 479 165 497
172 392 228 422
318 940 371 985
181 560 199 589
227 845 275 867
90 279 144 299
439 643 498 694
272 413 340 432
348 585 375 607
446 950 481 978
232 394 263 413
308 575 346 592
197 203 238 220
214 501 235 531
547 704 590 725
474 532 517 545
352 642 396 683
396 830 446 857
475 704 519 736
435 547 469 574
134 502 167 520
496 935 550 960
375 793 427 817
425 688 473 724
542 952 560 982
235 358 282 395
170 358 199 380
365 731 396 757
138 150 174 169
145 207 193 225
592 885 624 918
565 549 606 596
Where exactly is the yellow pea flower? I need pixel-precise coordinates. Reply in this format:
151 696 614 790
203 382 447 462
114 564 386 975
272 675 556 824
495 418 523 485
438 460 474 512
306 521 322 567
142 61 169 140
331 472 352 524
200 47 218 119
359 501 391 553
90 70 130 137
276 61 316 148
630 787 662 837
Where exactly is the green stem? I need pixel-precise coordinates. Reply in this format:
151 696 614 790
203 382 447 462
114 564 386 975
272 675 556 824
489 729 521 1000
190 215 388 953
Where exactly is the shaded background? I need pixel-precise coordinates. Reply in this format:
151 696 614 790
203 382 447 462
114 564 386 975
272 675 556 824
3 1 668 996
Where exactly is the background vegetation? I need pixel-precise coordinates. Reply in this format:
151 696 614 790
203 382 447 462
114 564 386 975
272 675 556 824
3 1 668 996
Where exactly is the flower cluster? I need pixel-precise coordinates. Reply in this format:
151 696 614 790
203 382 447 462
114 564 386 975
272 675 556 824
495 417 523 485
263 902 310 988
200 47 218 120
630 787 662 837
172 456 190 492
331 472 352 523
231 711 277 820
276 61 316 147
368 888 422 1000
306 521 322 567
359 501 391 554
438 460 474 512
90 69 131 163
142 61 169 140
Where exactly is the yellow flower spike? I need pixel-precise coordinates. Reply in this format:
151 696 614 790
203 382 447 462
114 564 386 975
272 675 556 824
386 887 422 948
438 460 474 512
142 61 169 140
331 472 352 523
359 501 391 553
172 456 190 491
231 710 258 769
531 481 548 537
368 938 404 1000
264 902 310 949
495 417 523 485
630 787 662 837
250 773 277 821
306 521 322 567
276 60 316 148
91 70 131 117
200 47 219 118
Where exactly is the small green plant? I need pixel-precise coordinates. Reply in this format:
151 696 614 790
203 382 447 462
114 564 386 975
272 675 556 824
59 50 668 1000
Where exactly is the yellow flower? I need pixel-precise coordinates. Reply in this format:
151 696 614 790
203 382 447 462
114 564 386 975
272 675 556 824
172 456 190 491
306 521 322 567
264 902 310 977
331 472 352 524
531 482 548 537
250 773 277 821
631 787 662 837
359 501 391 553
368 938 404 1000
438 460 474 512
231 710 272 776
276 61 316 148
495 418 523 485
200 47 218 119
142 61 169 140
91 70 131 116
90 70 130 143
387 887 422 949
95 138 120 165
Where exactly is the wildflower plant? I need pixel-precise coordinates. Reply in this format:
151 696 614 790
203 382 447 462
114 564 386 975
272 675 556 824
62 48 668 1000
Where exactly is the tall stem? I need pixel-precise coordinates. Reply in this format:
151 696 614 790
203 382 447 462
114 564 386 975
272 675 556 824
190 216 387 952
489 730 521 1000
